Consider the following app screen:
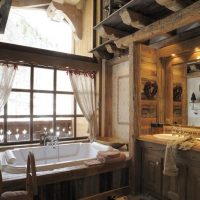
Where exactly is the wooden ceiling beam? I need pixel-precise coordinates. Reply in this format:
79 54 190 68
12 0 51 8
119 8 152 29
0 43 99 71
158 35 200 57
115 0 200 49
96 25 128 41
155 0 183 12
93 50 113 61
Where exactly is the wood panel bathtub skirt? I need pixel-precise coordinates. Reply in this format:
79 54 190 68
35 167 129 200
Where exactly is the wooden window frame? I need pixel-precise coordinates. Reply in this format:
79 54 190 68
0 65 87 145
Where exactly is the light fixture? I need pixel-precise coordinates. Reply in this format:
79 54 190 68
171 54 176 57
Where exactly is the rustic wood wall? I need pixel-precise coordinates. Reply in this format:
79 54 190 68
74 0 94 57
139 45 163 134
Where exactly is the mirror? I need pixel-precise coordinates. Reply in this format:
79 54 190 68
187 61 200 126
166 59 200 127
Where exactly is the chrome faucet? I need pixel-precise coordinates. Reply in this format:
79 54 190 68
44 134 59 148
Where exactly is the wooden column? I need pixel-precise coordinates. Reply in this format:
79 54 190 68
101 59 112 137
165 59 173 124
157 55 165 123
129 42 141 194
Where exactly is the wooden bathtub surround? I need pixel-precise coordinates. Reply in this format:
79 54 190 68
0 152 37 200
2 160 130 200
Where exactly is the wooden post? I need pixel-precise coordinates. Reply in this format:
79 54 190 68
101 59 113 137
165 59 173 124
129 42 141 195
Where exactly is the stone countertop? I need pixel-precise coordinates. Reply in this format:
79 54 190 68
137 134 200 152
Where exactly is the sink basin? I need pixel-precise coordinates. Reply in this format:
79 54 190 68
153 133 184 141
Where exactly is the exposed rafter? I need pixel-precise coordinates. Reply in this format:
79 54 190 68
96 25 127 41
51 1 82 39
115 0 200 49
155 0 183 11
12 0 51 8
119 8 152 29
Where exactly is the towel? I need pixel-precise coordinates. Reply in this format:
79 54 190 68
97 150 120 159
84 159 103 167
163 135 196 176
163 143 179 176
97 152 126 163
5 150 16 164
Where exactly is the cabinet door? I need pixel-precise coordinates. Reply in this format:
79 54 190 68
187 166 200 200
162 164 187 200
141 148 163 198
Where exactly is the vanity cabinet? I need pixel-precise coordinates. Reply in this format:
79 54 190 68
141 144 163 198
138 140 200 200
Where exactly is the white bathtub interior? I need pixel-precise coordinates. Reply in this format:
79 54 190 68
1 142 112 174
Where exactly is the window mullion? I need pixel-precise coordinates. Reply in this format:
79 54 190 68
74 97 76 138
30 65 34 142
53 69 56 133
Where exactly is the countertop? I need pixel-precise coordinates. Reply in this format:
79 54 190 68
137 134 200 152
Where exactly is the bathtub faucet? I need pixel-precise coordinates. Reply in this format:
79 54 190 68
44 134 59 148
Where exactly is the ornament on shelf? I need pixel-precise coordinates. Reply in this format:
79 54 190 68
173 85 182 101
143 81 158 99
191 92 197 103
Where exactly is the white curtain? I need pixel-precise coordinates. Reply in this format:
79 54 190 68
69 73 98 141
0 63 16 111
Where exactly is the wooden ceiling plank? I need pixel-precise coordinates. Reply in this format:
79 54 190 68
155 0 183 11
119 8 152 29
12 0 51 8
115 0 200 49
96 25 128 41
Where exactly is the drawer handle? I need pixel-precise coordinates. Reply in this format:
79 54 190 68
156 161 160 165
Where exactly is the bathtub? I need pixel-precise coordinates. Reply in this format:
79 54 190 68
1 142 112 174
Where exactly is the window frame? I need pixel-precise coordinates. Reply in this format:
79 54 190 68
0 65 88 145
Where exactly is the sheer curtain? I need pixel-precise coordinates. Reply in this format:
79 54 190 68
0 63 17 111
69 73 98 141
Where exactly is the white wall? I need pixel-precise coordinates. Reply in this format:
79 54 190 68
112 61 129 142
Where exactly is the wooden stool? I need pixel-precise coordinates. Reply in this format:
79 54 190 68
0 152 38 200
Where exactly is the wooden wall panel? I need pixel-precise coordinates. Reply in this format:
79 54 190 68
74 0 93 57
140 45 162 134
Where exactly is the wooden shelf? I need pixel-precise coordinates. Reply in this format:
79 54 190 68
93 0 172 44
173 101 182 106
141 99 157 105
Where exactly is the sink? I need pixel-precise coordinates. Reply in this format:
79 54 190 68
153 133 184 141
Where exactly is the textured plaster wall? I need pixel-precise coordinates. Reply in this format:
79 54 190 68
112 61 129 142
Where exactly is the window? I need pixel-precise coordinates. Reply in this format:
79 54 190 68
0 65 89 144
0 8 73 53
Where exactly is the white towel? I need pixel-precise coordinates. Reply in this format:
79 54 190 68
5 150 16 164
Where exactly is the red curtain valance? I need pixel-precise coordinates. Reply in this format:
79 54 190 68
66 68 96 79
